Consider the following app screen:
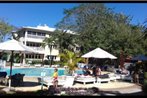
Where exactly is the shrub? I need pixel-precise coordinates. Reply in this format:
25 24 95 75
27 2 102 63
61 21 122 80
31 60 42 65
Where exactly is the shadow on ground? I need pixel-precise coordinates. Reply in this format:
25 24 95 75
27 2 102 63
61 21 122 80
7 81 40 87
22 81 40 87
0 85 145 96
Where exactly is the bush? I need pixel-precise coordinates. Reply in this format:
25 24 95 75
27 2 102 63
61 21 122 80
43 60 50 65
31 60 42 65
142 72 147 94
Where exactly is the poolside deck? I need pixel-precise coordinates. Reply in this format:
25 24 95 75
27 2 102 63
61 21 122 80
0 76 142 94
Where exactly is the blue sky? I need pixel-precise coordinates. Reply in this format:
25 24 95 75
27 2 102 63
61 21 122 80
0 3 147 28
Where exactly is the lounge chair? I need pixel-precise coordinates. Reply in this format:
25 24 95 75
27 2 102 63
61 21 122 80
96 77 110 84
120 71 133 82
35 64 42 67
39 76 66 88
74 75 96 85
107 73 121 81
63 76 75 88
122 75 133 82
44 65 50 68
23 64 30 67
51 65 58 68
13 63 21 67
114 70 133 82
96 74 110 84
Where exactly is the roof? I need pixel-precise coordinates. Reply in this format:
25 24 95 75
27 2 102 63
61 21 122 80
24 24 56 32
14 24 77 34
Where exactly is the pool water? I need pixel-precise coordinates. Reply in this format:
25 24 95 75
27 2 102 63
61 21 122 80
0 68 83 77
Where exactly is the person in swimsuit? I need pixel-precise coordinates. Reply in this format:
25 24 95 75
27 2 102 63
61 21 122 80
52 68 58 88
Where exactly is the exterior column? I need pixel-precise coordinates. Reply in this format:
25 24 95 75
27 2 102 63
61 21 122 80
41 54 44 66
23 30 28 65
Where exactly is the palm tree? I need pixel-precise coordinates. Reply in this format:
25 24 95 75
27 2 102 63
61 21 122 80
54 30 77 53
59 49 84 75
42 36 56 67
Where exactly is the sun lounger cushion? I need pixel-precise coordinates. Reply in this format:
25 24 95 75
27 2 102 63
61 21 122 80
75 76 95 85
99 74 109 79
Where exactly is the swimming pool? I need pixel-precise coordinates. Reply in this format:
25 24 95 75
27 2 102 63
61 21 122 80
0 68 83 77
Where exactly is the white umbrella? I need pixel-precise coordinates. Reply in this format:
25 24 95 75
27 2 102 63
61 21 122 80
0 39 35 53
81 48 117 59
0 39 36 90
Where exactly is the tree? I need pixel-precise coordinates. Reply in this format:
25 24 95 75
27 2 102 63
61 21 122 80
59 49 84 75
0 18 13 42
42 36 56 67
142 19 147 94
53 29 78 53
11 27 21 41
56 3 146 59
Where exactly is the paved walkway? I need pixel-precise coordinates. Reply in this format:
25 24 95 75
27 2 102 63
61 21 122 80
0 77 143 95
100 84 142 95
72 81 142 95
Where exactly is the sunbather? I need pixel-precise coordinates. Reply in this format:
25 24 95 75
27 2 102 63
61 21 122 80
83 67 91 76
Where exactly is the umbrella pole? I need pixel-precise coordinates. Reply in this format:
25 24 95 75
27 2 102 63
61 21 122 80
8 51 14 90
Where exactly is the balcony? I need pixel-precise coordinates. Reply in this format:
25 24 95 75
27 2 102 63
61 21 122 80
27 34 45 39
29 47 44 51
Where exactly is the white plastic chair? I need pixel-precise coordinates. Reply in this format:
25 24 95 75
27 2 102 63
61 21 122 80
63 76 75 88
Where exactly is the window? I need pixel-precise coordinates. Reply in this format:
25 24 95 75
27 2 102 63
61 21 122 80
28 31 32 35
35 54 38 59
26 54 28 58
28 55 32 58
32 31 36 35
54 56 56 60
41 33 45 36
26 42 29 46
37 32 41 36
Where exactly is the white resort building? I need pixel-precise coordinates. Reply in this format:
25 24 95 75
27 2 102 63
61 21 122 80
12 25 61 65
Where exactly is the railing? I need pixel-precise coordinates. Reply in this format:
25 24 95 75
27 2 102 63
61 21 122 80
29 47 44 51
27 34 45 39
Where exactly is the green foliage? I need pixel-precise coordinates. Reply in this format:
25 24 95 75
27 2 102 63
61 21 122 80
42 36 56 49
1 53 8 60
56 3 147 59
52 30 77 53
43 60 50 65
43 60 60 65
42 36 57 67
13 54 21 63
59 49 84 74
0 18 13 42
142 72 147 94
31 60 42 65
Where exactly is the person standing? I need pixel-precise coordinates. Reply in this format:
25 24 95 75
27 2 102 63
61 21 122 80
52 68 58 88
95 66 102 82
132 63 140 84
96 66 102 76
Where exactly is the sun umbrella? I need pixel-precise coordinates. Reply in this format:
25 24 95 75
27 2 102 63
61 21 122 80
0 39 36 90
132 55 147 61
81 48 117 59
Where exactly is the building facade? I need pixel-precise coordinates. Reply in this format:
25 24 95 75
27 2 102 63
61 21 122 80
13 25 60 64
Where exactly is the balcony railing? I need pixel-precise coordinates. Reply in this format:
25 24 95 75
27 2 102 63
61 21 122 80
27 34 45 39
29 47 44 51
